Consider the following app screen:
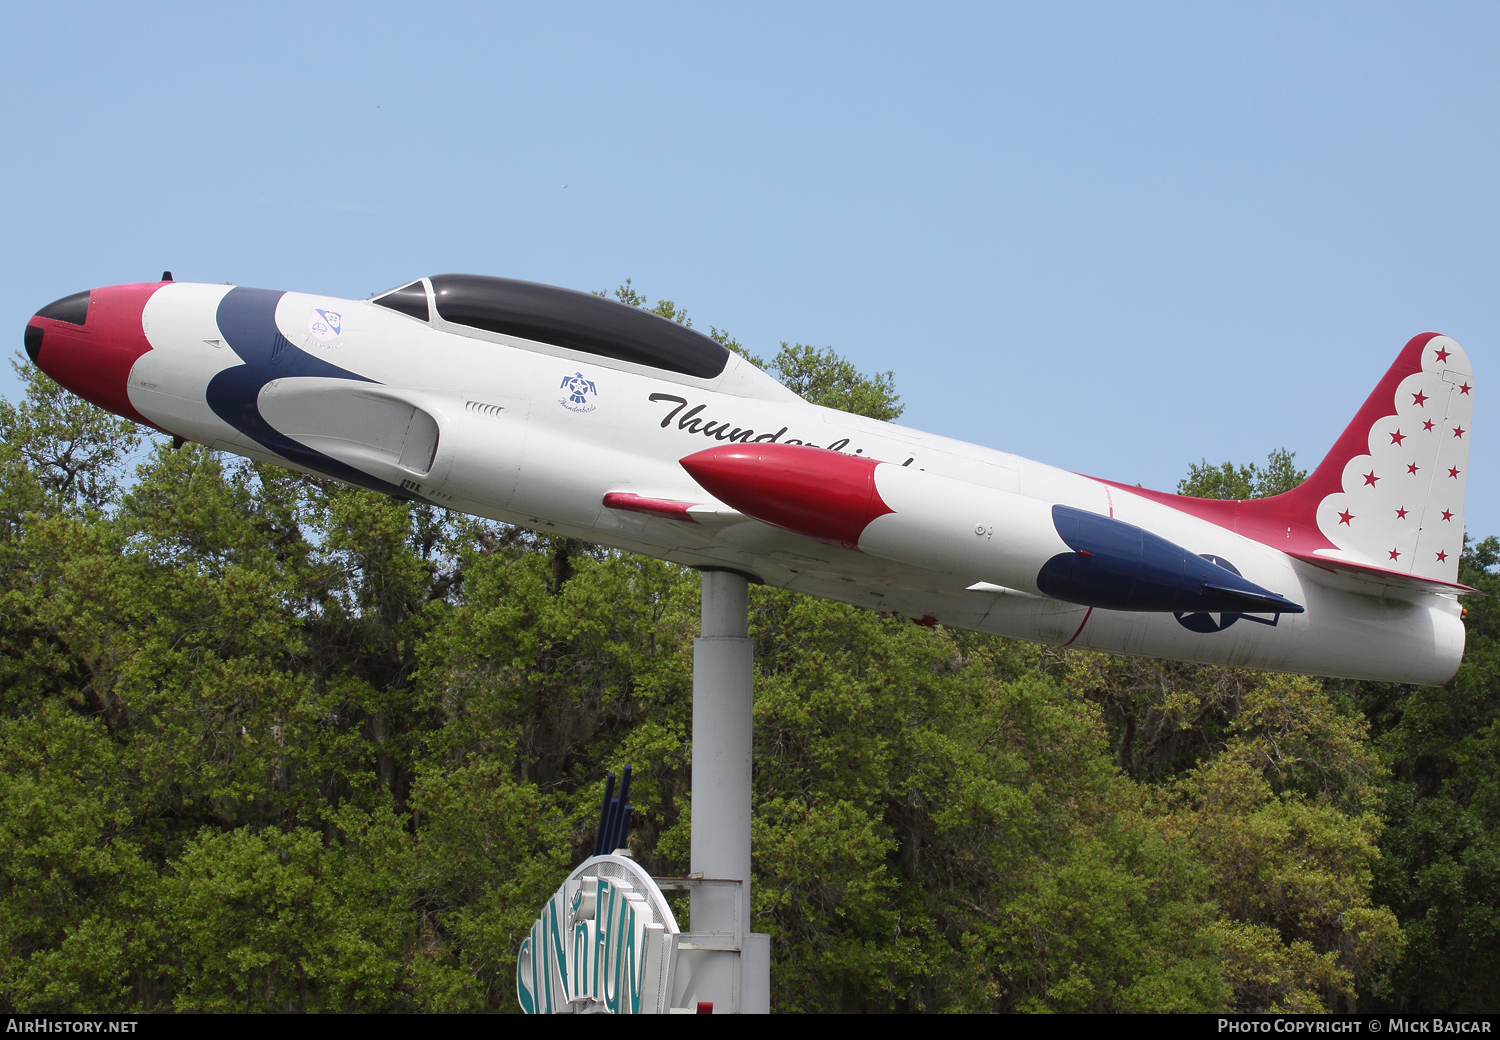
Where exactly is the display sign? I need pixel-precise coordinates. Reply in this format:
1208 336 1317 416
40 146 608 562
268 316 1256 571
516 854 680 1014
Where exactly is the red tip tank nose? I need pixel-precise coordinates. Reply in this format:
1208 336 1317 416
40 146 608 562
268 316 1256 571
680 443 894 551
25 280 168 427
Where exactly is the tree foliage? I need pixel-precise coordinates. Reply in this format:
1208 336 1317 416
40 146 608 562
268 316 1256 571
1178 448 1307 500
0 292 1493 1013
1351 532 1500 1011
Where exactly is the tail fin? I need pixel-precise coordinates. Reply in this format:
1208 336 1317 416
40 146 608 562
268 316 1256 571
1104 333 1476 591
1300 332 1473 583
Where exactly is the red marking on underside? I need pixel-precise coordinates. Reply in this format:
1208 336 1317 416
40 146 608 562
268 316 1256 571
29 281 168 430
1088 333 1443 557
679 443 893 551
602 492 700 523
1064 607 1094 646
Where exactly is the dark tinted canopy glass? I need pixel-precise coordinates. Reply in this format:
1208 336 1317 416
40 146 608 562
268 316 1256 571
429 274 729 379
35 290 90 326
372 281 429 321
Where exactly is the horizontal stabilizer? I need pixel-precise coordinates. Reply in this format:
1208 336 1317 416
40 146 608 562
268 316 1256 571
1286 552 1483 596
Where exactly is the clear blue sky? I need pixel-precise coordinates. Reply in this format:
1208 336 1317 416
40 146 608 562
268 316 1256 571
4 3 1497 535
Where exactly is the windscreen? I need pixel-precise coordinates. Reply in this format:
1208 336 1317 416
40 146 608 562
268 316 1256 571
371 281 430 322
429 274 729 379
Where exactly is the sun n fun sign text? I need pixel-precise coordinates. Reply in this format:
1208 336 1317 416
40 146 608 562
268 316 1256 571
517 855 679 1014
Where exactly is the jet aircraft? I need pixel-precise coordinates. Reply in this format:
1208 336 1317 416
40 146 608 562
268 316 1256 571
24 274 1477 685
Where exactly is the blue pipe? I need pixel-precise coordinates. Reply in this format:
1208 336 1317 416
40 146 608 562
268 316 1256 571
594 772 616 856
612 766 634 853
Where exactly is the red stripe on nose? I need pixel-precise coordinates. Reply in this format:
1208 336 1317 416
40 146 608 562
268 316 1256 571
29 281 166 428
680 443 893 550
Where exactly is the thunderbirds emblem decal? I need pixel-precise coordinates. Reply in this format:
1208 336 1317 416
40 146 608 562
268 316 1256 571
560 372 598 413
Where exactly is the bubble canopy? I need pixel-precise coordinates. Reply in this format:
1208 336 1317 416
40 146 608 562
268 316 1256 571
413 274 731 380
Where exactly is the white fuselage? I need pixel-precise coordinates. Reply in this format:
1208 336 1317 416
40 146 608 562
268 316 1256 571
125 283 1466 685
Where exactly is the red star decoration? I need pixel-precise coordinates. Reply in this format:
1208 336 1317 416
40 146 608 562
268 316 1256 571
1453 425 1466 438
1390 429 1406 445
1363 471 1379 486
1460 382 1472 395
1389 548 1402 561
1437 550 1449 562
1423 419 1435 431
1442 509 1454 521
1338 510 1355 525
1449 466 1461 479
1413 390 1429 406
1407 462 1420 475
1434 346 1452 362
1395 507 1408 519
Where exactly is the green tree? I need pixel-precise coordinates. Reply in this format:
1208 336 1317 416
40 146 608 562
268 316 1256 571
761 343 903 420
1354 534 1500 1011
0 361 141 518
1178 448 1306 500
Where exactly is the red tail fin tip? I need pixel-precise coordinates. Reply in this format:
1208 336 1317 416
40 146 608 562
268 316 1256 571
1100 333 1474 584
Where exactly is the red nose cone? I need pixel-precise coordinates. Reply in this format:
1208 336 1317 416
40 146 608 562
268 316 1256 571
27 281 166 427
680 443 893 551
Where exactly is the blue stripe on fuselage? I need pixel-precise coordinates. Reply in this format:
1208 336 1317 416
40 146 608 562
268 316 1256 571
208 287 410 497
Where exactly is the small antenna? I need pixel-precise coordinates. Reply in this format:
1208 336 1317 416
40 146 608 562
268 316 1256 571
161 271 173 282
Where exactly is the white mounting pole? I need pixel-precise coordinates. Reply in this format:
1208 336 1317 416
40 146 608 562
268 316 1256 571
686 569 770 1013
